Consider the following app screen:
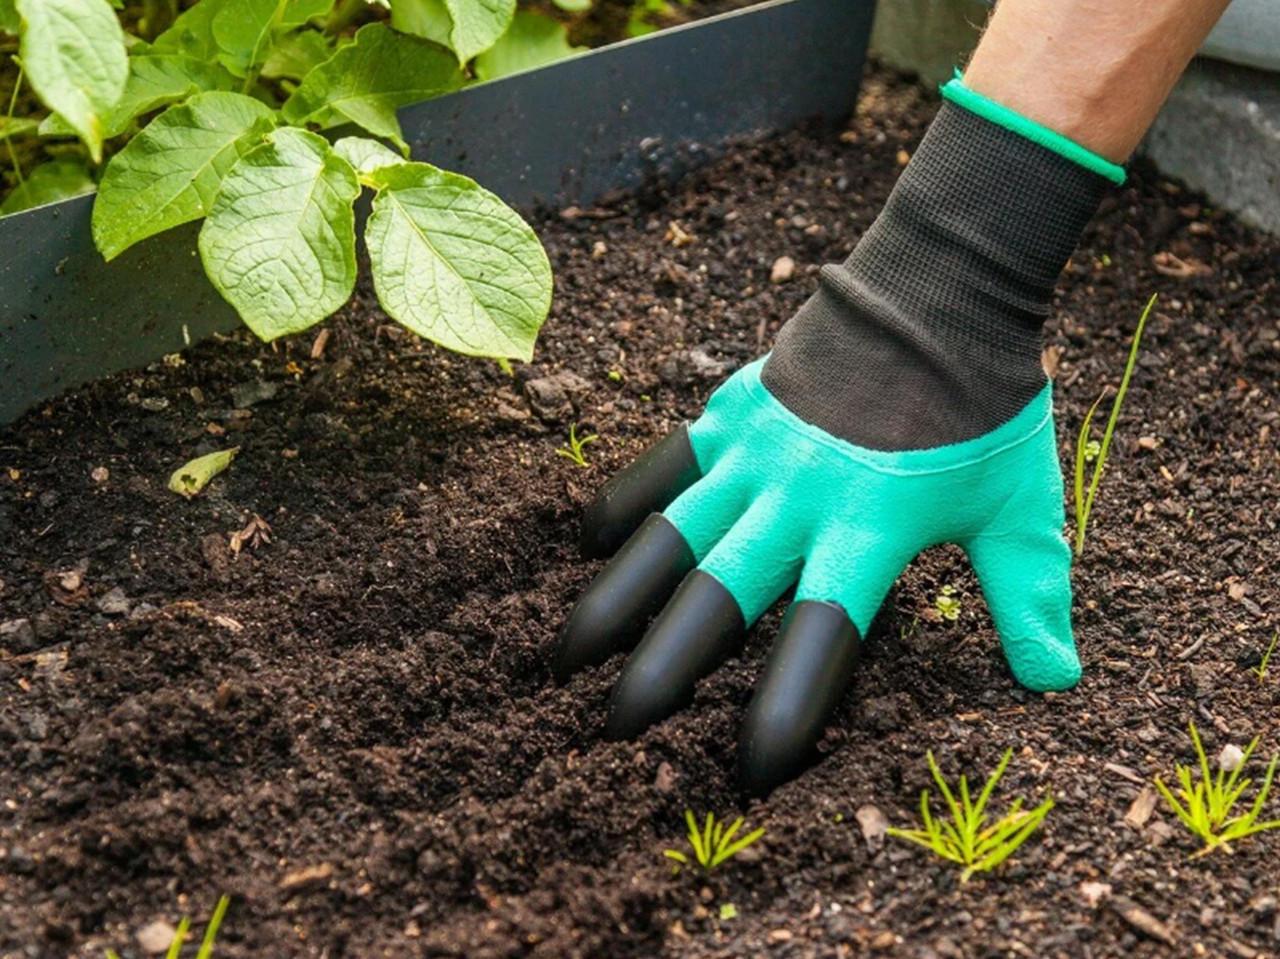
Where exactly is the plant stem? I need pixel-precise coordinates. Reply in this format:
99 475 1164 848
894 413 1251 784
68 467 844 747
325 0 369 36
140 0 180 40
3 62 26 189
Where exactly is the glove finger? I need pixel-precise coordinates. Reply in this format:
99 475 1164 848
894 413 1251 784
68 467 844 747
737 600 860 797
605 497 800 739
554 513 695 682
580 424 701 559
603 568 744 740
966 525 1080 692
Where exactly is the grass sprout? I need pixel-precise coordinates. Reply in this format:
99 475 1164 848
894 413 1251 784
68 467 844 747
555 423 598 468
1073 292 1156 557
1154 722 1280 857
106 894 229 959
1252 632 1279 684
663 810 765 871
887 749 1054 882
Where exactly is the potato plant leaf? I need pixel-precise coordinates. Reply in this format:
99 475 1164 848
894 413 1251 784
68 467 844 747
41 54 236 140
261 28 334 81
333 135 402 177
15 0 129 162
0 160 95 216
474 11 583 81
364 162 552 359
0 116 39 138
151 0 230 60
391 0 515 64
212 0 287 76
282 22 463 153
169 448 239 498
93 91 277 260
444 0 516 63
0 0 18 34
106 54 238 133
212 0 327 76
283 0 335 25
198 127 360 340
388 0 451 47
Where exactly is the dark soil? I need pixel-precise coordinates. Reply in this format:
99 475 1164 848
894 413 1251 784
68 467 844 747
2 71 1280 959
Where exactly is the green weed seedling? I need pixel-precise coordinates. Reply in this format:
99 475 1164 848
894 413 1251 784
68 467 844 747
1073 292 1157 557
555 424 598 468
934 585 961 623
1154 723 1280 857
664 810 765 872
1252 632 1279 684
887 749 1054 882
106 894 229 959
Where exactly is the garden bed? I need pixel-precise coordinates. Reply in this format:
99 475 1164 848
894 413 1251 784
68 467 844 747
1 70 1279 958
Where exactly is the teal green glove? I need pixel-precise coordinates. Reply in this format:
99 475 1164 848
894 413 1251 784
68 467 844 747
668 357 1078 691
556 358 1080 798
556 80 1114 797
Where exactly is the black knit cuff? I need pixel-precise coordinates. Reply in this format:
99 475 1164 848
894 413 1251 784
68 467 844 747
760 99 1112 450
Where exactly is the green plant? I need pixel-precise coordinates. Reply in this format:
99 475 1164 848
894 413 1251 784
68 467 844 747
887 749 1054 882
106 894 230 959
1 0 592 361
1154 722 1280 857
1073 292 1156 556
555 423 597 467
627 0 690 37
934 584 960 622
663 810 765 871
1252 631 1279 684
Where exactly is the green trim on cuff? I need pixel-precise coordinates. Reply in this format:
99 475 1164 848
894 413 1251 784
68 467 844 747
941 75 1126 186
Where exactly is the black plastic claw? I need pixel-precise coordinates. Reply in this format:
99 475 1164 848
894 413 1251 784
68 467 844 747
738 601 861 797
604 570 745 740
580 424 701 560
555 514 696 683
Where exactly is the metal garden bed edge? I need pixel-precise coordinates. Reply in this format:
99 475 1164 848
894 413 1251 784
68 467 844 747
0 0 875 425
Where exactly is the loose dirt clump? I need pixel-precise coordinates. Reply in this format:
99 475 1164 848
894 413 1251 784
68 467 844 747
1 71 1278 958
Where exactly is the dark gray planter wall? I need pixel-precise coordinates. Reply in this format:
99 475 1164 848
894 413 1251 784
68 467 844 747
0 0 876 425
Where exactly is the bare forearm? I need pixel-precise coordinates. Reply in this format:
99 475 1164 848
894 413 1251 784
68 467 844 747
963 0 1231 162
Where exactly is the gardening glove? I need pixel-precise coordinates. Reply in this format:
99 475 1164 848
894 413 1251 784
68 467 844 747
555 79 1125 796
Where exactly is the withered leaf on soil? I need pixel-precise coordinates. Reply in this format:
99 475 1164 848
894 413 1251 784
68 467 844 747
1110 896 1176 945
229 515 273 556
1124 786 1159 829
43 568 88 607
1152 251 1213 278
169 448 240 499
280 862 333 891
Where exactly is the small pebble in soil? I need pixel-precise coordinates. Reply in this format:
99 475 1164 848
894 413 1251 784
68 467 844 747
855 804 889 849
523 371 590 422
658 349 730 386
96 587 130 616
770 255 796 283
135 920 177 955
0 618 37 653
231 379 280 409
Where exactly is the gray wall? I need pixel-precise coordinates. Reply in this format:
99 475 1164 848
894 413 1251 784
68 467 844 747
869 0 1280 234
